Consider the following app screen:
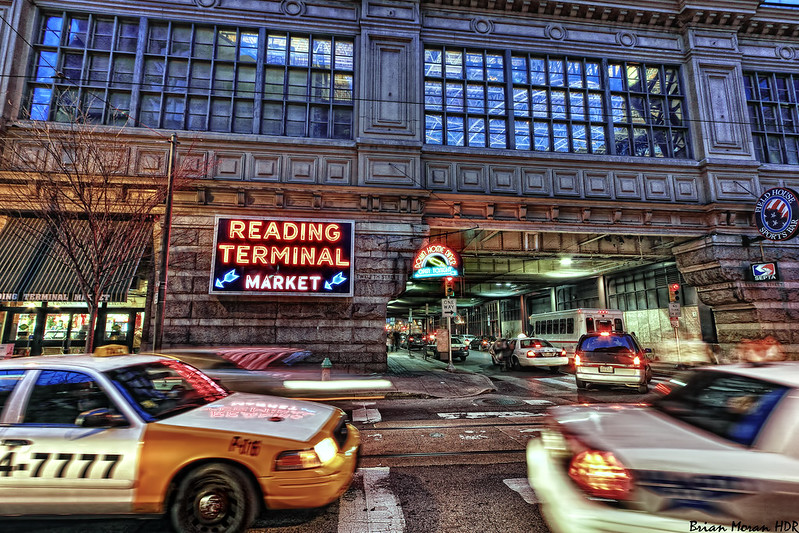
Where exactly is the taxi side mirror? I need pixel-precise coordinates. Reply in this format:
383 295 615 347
77 408 128 428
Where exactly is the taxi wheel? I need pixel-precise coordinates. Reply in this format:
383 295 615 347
637 383 649 394
575 378 587 389
510 356 521 371
170 463 258 533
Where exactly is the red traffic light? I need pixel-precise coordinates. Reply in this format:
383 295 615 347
670 283 680 291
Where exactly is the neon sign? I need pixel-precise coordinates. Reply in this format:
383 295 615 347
412 243 461 279
210 216 354 296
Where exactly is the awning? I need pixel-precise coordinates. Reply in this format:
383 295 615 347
0 218 149 303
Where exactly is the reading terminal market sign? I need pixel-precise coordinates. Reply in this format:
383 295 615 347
412 243 462 279
209 217 354 297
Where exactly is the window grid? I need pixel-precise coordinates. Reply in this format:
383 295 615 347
424 47 508 148
608 61 687 158
424 45 690 158
511 55 607 154
27 12 138 125
744 71 799 164
26 12 354 140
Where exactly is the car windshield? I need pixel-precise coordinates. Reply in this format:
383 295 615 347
520 338 552 348
651 371 790 447
105 360 230 422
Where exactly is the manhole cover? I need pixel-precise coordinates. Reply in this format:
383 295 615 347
473 397 523 407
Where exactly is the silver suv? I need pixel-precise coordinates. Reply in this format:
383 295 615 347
574 332 652 393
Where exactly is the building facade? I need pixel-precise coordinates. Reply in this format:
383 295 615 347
0 0 798 369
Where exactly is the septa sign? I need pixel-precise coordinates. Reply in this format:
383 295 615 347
750 262 779 282
209 217 354 296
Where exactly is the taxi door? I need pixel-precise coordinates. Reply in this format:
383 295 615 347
0 369 144 515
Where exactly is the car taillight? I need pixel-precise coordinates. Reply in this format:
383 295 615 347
568 449 633 500
561 348 567 356
633 355 641 366
574 353 582 366
527 350 537 358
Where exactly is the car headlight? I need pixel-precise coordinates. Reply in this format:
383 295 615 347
274 438 339 471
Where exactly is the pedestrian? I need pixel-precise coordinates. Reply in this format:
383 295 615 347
393 331 401 353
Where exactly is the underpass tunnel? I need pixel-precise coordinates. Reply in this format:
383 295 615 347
387 229 718 366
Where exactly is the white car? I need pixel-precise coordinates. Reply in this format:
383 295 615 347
0 354 360 533
506 337 568 371
527 362 799 533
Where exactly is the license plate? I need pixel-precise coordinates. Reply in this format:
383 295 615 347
599 366 614 373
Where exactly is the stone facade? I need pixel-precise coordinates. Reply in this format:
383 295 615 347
1 0 799 368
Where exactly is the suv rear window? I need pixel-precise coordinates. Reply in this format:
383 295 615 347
577 334 637 363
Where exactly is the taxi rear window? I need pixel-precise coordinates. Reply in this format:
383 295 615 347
652 372 789 447
0 370 25 416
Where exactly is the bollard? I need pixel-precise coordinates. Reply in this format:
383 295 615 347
321 357 332 381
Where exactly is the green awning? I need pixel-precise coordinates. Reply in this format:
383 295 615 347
0 218 149 303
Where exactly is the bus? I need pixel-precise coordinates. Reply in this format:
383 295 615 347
527 308 624 357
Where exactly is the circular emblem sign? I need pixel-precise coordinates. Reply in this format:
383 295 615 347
755 187 799 241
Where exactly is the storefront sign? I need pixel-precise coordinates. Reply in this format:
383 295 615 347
749 262 779 282
209 217 354 296
412 243 461 279
754 187 799 241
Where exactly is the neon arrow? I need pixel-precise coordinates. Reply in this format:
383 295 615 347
324 272 347 290
215 269 240 288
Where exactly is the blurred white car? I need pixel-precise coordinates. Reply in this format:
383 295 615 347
0 353 360 532
527 362 799 533
506 336 568 372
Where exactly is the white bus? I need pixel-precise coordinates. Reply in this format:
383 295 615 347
527 308 624 356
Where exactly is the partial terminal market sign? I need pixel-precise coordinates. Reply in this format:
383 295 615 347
754 187 799 241
209 217 354 297
412 243 462 279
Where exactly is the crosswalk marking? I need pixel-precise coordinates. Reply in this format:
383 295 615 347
353 406 382 424
504 478 539 504
338 467 405 533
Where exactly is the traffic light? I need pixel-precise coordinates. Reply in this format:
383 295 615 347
668 283 681 303
444 276 455 297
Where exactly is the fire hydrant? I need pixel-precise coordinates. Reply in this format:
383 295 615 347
321 357 332 381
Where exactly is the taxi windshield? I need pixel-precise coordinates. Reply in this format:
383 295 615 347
105 360 230 422
651 371 789 447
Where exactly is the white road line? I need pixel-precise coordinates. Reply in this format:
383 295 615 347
504 478 539 505
338 467 405 533
523 399 554 406
352 406 382 424
437 411 545 419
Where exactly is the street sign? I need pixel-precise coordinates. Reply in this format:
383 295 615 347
668 302 681 318
441 298 457 317
670 316 680 328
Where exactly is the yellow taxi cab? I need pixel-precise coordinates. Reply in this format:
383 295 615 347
0 353 360 532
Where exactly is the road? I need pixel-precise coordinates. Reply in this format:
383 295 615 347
1 348 667 532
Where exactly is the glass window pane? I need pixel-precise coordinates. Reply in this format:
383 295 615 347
467 84 485 114
240 32 258 62
445 50 463 79
486 53 503 82
170 26 192 57
334 73 352 102
567 61 583 88
217 29 237 61
233 99 254 133
489 118 506 148
549 59 564 86
513 87 529 116
425 48 442 77
447 115 464 145
209 98 231 131
487 85 504 115
511 56 527 83
468 117 485 146
515 119 530 149
67 17 88 47
334 40 353 70
534 121 549 150
289 36 309 66
312 38 331 68
194 27 214 59
148 24 168 54
466 51 484 81
530 58 545 85
262 102 283 134
92 19 114 50
267 34 287 65
426 113 443 144
425 81 443 111
117 21 139 52
42 16 63 47
163 95 185 129
264 68 285 98
167 59 189 90
35 51 58 82
446 82 464 111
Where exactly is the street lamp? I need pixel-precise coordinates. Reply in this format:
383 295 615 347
153 133 177 351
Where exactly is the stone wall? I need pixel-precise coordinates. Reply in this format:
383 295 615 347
160 215 426 372
674 234 799 361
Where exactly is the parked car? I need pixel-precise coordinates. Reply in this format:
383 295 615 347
527 361 799 533
0 353 360 532
471 335 496 351
574 331 652 393
506 336 568 372
427 335 470 362
405 333 426 350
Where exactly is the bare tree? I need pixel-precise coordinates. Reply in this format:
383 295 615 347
0 110 195 353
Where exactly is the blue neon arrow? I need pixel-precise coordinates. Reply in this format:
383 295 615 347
324 272 347 290
215 269 240 288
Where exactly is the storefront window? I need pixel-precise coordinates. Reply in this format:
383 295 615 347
14 314 36 341
44 313 70 340
133 312 144 352
70 314 90 341
105 313 130 341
